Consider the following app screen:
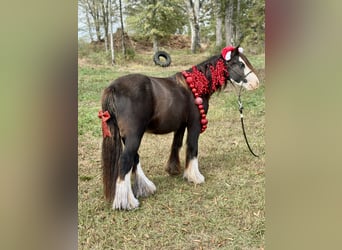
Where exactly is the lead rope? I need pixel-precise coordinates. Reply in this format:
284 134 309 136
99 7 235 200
232 81 260 158
237 94 259 157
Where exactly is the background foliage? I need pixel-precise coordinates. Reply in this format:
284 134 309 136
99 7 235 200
78 0 265 56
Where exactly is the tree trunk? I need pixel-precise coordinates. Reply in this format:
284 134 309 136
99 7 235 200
152 35 159 53
95 22 102 41
119 0 126 55
235 0 241 44
215 0 223 47
185 0 201 53
86 0 102 41
109 0 115 65
83 3 94 42
101 0 109 51
225 0 234 46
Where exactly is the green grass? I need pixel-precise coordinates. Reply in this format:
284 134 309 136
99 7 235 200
78 49 265 249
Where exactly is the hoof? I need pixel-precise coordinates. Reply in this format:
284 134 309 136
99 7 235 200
112 193 139 210
183 158 205 184
165 161 181 176
112 170 139 210
133 179 156 198
133 163 156 198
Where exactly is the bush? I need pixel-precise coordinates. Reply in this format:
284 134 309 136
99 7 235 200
78 39 91 58
78 39 137 66
87 51 112 66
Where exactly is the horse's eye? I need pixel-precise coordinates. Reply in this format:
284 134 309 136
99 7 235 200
240 62 245 69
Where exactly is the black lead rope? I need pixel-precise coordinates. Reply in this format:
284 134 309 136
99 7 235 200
237 95 259 157
226 64 260 157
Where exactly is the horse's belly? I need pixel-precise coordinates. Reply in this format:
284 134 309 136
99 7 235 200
147 80 190 134
147 107 186 134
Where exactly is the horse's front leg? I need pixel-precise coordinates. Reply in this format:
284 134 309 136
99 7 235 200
183 127 205 184
166 125 186 175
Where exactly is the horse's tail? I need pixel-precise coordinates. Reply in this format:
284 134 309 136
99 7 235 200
100 86 122 202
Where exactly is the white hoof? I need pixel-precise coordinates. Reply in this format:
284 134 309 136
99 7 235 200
133 163 156 198
112 169 139 210
183 158 205 184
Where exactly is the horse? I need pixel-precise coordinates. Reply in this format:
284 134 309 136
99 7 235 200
98 46 260 210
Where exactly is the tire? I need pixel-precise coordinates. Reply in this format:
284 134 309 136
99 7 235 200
153 51 172 67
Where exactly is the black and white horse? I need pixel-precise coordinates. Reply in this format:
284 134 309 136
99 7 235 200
98 46 259 210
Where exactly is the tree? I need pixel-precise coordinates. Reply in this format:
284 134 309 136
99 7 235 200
185 0 201 53
214 0 223 47
79 0 119 42
240 0 265 52
85 0 103 41
126 0 187 52
199 0 265 53
109 0 115 64
118 0 126 55
78 0 265 57
224 0 234 46
78 1 96 42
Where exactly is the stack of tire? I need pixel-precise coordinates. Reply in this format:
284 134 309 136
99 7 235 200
153 51 172 67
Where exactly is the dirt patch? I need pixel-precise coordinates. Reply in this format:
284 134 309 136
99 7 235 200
88 33 190 53
131 34 191 52
88 28 135 52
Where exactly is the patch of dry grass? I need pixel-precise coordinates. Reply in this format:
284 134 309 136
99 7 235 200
78 51 265 249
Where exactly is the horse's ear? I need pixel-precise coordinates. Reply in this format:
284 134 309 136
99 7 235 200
232 45 244 57
231 45 240 57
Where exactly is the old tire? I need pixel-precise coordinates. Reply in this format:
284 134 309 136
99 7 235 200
153 51 171 67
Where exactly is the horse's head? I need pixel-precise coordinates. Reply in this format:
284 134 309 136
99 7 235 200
222 46 260 90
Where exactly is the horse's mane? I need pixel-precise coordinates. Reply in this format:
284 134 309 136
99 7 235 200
239 53 257 73
199 55 225 89
186 54 229 94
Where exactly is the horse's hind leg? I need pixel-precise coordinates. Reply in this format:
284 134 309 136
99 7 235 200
166 125 186 175
113 136 141 210
183 128 205 184
132 154 156 198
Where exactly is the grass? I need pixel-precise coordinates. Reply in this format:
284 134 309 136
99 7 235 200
78 49 265 249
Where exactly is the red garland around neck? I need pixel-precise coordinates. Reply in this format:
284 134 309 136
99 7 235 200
182 58 228 133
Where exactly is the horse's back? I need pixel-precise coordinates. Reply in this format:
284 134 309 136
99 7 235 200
109 73 152 97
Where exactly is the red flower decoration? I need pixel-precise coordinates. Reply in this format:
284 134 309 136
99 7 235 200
182 58 229 133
